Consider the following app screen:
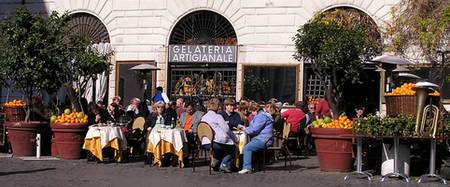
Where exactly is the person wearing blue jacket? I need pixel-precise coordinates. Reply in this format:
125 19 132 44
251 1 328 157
238 102 276 174
152 86 170 103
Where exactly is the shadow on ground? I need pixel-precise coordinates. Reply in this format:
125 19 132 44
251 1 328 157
0 168 55 176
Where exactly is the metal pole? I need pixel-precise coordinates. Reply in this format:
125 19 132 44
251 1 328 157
393 137 398 174
92 75 97 103
418 138 447 184
343 136 372 181
382 136 410 182
143 78 147 102
430 139 436 175
357 136 362 172
36 133 41 159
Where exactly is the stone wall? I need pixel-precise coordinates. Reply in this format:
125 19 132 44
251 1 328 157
0 0 401 102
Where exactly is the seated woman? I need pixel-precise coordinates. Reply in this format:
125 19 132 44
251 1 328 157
179 101 204 164
87 102 110 125
144 101 174 132
238 103 276 174
201 98 236 173
107 103 125 122
143 101 175 165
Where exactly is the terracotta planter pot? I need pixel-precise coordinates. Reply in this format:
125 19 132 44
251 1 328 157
5 121 47 156
311 128 353 172
50 123 88 160
51 136 58 157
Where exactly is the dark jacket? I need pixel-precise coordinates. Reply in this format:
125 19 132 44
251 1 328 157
218 110 243 130
144 112 174 134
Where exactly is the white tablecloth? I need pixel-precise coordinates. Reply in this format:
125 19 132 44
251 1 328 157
85 125 127 150
148 128 187 152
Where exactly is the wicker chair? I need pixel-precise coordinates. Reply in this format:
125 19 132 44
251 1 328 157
128 117 145 157
193 121 215 174
263 122 293 173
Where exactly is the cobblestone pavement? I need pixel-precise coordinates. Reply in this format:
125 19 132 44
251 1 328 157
0 155 448 187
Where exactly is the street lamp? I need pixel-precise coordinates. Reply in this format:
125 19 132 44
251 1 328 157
370 55 412 92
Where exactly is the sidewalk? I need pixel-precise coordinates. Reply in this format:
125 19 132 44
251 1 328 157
0 156 447 187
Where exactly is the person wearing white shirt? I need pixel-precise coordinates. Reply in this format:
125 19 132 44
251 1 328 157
200 98 236 173
126 97 140 115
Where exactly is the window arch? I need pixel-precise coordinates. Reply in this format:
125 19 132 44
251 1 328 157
169 10 237 45
68 13 110 44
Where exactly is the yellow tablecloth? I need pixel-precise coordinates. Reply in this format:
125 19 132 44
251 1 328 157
146 140 184 167
83 125 127 162
233 130 248 168
146 128 187 167
83 137 123 162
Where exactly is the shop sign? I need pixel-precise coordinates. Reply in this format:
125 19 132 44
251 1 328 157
169 45 237 63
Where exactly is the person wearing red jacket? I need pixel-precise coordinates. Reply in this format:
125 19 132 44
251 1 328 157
315 98 331 119
280 101 306 133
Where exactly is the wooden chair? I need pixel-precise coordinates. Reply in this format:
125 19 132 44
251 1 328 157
128 117 145 157
193 121 214 174
263 122 293 173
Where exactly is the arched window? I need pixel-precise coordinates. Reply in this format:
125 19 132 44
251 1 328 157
68 13 110 43
169 10 237 45
68 13 111 103
168 10 238 100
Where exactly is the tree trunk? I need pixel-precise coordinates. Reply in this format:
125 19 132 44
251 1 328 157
64 84 81 112
24 87 32 122
326 88 339 119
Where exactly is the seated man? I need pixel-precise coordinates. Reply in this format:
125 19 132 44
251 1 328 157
218 98 243 130
201 98 236 173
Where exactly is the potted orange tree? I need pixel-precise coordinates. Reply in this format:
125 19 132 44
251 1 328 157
50 33 111 160
0 6 111 158
43 14 112 159
293 10 381 172
0 7 69 156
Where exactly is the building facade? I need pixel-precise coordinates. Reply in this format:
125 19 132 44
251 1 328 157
0 0 400 106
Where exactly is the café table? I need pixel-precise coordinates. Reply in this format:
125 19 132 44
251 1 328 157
83 124 127 162
344 134 447 184
343 135 373 181
146 128 187 167
342 135 409 182
380 135 448 184
417 137 447 184
380 136 410 182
